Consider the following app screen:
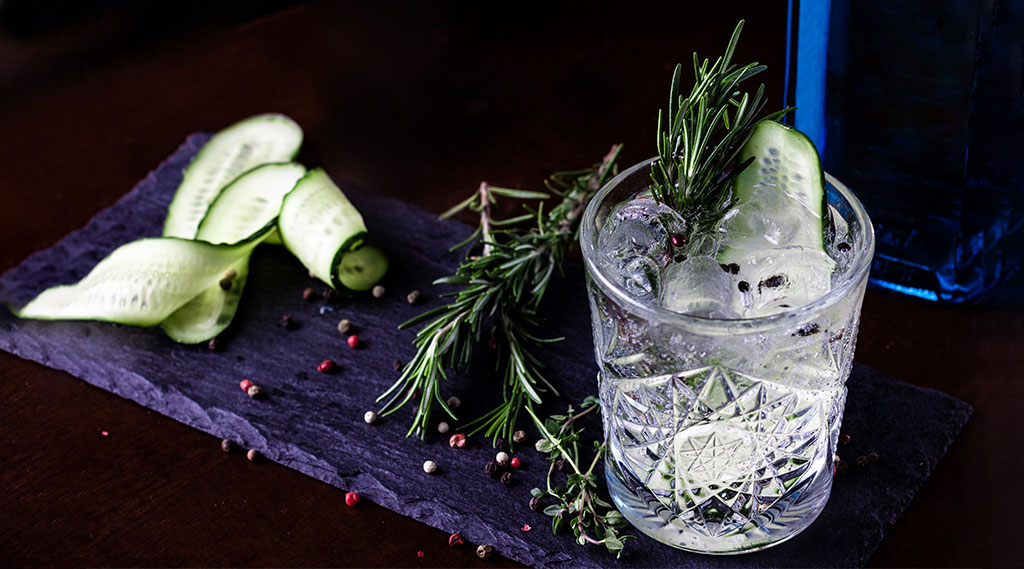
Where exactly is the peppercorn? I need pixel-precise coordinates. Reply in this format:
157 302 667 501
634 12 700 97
347 335 360 348
555 458 568 472
393 359 404 371
448 532 464 547
437 421 450 434
247 384 264 398
500 471 513 486
446 396 461 409
423 460 438 474
317 359 337 373
372 285 385 298
487 337 498 349
220 439 236 453
512 430 527 445
337 318 352 334
302 287 315 301
839 433 851 445
476 544 493 559
239 379 254 392
495 451 509 465
364 411 378 424
219 277 233 291
484 460 500 478
495 437 507 452
856 455 870 467
247 448 261 462
322 288 335 303
207 338 221 352
510 457 521 469
280 314 296 330
449 433 467 448
867 451 879 462
529 496 542 512
406 289 421 304
738 280 751 293
345 491 360 507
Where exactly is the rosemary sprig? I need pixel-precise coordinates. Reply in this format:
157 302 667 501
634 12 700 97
376 145 623 441
529 397 633 557
651 20 792 253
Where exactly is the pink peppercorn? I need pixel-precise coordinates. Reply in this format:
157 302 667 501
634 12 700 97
317 359 337 373
345 491 360 507
449 433 467 448
347 335 360 348
510 457 521 469
239 379 254 392
448 532 464 547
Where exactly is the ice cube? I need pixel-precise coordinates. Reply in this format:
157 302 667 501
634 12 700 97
597 193 688 301
658 256 740 318
731 246 837 317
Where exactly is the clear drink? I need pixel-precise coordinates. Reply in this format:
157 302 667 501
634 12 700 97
580 158 874 553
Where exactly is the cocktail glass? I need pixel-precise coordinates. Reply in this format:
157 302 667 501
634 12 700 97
579 158 874 554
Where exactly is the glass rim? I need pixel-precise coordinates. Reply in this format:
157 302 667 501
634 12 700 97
579 157 876 332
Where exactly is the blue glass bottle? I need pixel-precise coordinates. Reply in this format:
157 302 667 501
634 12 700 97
786 0 1024 303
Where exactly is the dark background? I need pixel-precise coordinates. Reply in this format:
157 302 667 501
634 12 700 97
0 1 1018 568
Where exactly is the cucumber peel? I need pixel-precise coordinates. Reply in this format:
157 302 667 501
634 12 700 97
17 233 269 326
161 162 307 343
279 168 388 292
163 113 303 239
16 114 388 342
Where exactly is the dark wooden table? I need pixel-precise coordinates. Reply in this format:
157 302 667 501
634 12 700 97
1 3 1018 567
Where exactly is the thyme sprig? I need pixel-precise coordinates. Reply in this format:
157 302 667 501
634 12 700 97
651 20 792 253
529 397 633 557
376 145 623 442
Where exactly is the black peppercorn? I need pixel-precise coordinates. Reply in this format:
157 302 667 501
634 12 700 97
207 338 221 352
220 439 236 453
555 458 568 472
738 280 751 293
495 437 507 452
393 359 404 371
499 471 513 486
529 496 543 512
485 460 500 478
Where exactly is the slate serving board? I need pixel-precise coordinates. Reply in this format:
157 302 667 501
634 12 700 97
0 134 973 568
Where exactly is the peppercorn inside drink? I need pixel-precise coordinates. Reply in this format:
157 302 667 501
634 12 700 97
580 158 873 554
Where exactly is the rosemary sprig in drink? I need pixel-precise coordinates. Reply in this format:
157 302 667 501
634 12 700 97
376 145 623 442
650 20 792 253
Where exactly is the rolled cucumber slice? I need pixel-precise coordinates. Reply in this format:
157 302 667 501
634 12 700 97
163 114 303 239
716 120 836 316
161 162 306 343
279 168 388 291
17 232 270 326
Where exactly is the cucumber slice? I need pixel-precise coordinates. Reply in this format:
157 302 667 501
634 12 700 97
163 114 302 239
716 120 836 316
279 169 388 291
17 233 269 326
161 162 306 343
